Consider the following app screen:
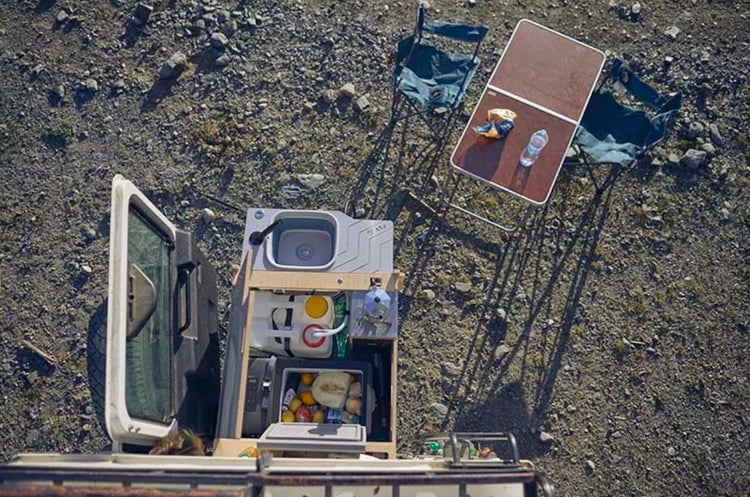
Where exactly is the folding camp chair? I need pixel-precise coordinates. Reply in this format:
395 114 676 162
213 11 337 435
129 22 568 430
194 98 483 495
569 57 683 191
390 5 489 152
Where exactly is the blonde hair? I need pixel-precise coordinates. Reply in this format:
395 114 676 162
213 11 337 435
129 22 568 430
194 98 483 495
149 429 205 456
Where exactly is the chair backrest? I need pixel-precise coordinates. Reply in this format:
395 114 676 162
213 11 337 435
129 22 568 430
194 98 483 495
414 5 489 59
392 5 488 109
607 58 681 113
576 58 682 165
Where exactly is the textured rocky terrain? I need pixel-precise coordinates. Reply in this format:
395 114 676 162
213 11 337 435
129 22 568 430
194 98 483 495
1 0 749 495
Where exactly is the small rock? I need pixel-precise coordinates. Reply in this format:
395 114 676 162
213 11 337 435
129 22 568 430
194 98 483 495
81 78 98 92
159 51 188 79
321 89 336 104
354 207 366 218
192 19 206 31
468 0 476 6
631 2 641 15
56 10 69 23
82 226 97 241
297 173 326 189
700 142 716 156
217 10 231 23
429 402 449 420
112 78 125 92
565 146 579 160
496 307 507 321
493 344 510 360
422 288 436 300
664 26 680 40
133 3 153 22
667 152 681 166
680 149 707 169
215 54 231 67
687 121 704 139
222 20 238 36
454 281 472 293
339 82 356 98
354 95 370 113
210 32 229 49
81 264 93 274
585 460 596 474
663 55 674 67
667 446 677 457
539 431 555 443
302 101 315 112
709 124 723 146
202 208 216 221
441 363 460 378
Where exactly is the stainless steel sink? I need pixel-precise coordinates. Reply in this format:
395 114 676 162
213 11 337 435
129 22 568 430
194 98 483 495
266 212 338 270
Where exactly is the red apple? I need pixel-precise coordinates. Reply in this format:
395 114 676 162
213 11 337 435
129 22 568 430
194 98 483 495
294 405 313 423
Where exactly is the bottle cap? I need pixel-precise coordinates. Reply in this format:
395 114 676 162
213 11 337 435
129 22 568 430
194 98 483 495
305 295 329 318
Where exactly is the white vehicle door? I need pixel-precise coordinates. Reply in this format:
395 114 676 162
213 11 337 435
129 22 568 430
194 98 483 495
106 175 220 447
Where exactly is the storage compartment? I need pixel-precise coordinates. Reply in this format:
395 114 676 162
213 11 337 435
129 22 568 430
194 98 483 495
347 340 394 444
242 358 372 438
276 367 368 428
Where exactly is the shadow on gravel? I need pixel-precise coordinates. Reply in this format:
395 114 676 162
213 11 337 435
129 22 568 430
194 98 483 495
141 78 179 113
34 0 55 14
452 382 542 456
121 21 149 48
15 347 56 380
190 47 225 75
344 104 462 223
442 179 619 458
86 300 108 433
73 89 96 108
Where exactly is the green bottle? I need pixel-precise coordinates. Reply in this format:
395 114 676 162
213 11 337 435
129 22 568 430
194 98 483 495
333 293 349 360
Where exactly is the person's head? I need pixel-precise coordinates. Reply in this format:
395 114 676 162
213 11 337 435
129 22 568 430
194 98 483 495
149 429 205 456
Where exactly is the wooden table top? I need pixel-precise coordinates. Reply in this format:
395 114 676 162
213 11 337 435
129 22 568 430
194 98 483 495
451 20 605 205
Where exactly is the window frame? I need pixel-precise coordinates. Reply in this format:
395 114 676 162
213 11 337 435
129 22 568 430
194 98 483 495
106 175 179 446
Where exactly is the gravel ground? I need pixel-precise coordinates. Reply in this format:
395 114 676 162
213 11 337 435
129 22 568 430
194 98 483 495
1 0 749 495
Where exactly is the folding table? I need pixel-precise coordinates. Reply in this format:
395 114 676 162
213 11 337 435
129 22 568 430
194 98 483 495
450 20 606 214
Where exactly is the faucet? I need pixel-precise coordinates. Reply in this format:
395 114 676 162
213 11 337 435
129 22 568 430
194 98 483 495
248 219 284 246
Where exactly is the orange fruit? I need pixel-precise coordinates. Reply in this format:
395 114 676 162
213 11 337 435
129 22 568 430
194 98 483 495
299 391 316 406
312 410 326 423
300 372 314 386
281 410 295 423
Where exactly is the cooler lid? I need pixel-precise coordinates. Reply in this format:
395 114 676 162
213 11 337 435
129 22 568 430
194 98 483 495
257 423 366 453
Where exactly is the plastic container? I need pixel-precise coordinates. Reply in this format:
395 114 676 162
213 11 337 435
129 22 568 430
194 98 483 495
277 366 368 429
519 129 549 167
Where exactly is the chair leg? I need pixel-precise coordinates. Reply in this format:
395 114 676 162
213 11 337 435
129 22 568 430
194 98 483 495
390 89 403 124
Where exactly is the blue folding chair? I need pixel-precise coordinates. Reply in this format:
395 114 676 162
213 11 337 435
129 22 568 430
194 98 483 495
391 5 489 140
570 57 682 191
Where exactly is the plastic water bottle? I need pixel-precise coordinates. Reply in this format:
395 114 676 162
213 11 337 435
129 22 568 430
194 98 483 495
519 129 549 167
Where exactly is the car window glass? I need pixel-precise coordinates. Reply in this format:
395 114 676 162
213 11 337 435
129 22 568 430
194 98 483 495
126 208 173 422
